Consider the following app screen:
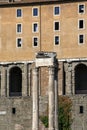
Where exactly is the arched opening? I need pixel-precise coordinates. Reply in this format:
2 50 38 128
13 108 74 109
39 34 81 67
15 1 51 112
75 64 87 94
9 67 22 96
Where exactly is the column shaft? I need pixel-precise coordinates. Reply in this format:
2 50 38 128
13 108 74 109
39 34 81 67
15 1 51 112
49 66 55 130
54 71 59 130
32 68 39 130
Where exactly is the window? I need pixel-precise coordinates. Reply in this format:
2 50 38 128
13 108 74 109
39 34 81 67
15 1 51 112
33 23 38 32
17 24 22 33
12 108 16 114
33 8 38 16
78 19 84 29
17 9 22 17
54 21 60 31
79 4 85 13
17 38 22 47
54 36 60 45
79 34 84 44
79 106 84 114
54 6 60 15
33 37 38 46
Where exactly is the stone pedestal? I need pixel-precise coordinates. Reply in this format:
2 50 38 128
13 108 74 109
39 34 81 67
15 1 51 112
32 68 39 130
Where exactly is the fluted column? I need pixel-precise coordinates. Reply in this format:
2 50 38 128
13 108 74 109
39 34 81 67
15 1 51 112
32 67 39 130
48 66 55 130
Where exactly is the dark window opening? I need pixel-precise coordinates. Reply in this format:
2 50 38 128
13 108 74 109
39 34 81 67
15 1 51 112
33 23 38 32
55 22 59 30
33 8 38 16
12 108 16 114
33 37 38 46
17 24 22 33
79 5 84 13
79 20 84 29
75 64 87 94
79 35 84 44
9 67 22 96
17 9 22 17
79 106 83 114
54 7 60 15
17 38 22 47
55 36 59 45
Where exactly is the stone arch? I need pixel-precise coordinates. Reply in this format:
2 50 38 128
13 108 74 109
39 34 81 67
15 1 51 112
75 63 87 94
9 66 22 96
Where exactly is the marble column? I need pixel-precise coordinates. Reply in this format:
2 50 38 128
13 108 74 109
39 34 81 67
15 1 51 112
54 67 59 130
32 67 39 130
48 66 55 130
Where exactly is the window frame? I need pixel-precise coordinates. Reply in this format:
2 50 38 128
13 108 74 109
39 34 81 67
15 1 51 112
16 9 22 18
32 7 39 17
78 34 85 45
16 23 22 34
78 4 85 14
54 21 60 31
78 19 85 30
32 22 39 33
16 37 22 48
32 36 38 47
54 6 60 16
54 35 60 45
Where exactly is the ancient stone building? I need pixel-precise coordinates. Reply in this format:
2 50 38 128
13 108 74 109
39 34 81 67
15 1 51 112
0 0 87 130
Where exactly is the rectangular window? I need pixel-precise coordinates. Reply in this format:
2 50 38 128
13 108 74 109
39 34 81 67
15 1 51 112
79 106 83 114
12 108 16 114
79 34 84 44
33 8 38 16
79 20 84 29
54 21 60 31
33 37 38 46
79 4 85 13
17 9 22 17
17 38 22 47
33 23 38 32
54 6 60 15
54 36 60 45
17 24 22 33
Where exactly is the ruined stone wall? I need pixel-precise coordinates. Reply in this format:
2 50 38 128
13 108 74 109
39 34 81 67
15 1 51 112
0 96 48 130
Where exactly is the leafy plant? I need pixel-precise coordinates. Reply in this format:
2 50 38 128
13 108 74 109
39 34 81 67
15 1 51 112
40 96 72 130
40 116 48 128
59 96 72 130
